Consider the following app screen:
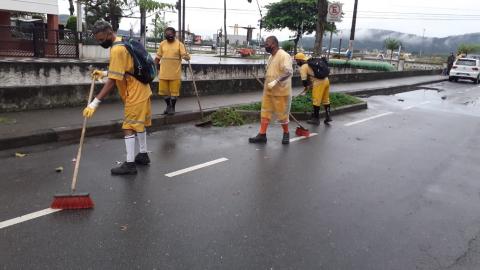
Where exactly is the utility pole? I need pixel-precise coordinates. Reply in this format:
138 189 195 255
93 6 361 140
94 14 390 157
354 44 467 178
182 0 186 42
338 30 342 55
255 0 263 46
348 0 358 59
327 30 333 60
420 28 425 57
76 0 83 59
140 6 146 45
154 13 158 50
177 1 182 40
224 0 227 56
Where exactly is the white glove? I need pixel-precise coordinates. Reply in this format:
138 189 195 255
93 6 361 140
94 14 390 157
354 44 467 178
88 97 101 109
267 79 278 89
83 98 101 118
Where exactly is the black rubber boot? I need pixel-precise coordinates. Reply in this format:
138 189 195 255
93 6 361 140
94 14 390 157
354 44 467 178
111 162 137 175
169 98 176 115
307 106 320 125
324 104 332 124
134 152 150 165
282 132 290 144
163 98 171 115
248 133 267 144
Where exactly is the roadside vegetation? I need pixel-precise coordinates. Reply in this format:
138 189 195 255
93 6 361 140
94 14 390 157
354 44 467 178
209 108 253 127
208 92 362 127
236 92 362 112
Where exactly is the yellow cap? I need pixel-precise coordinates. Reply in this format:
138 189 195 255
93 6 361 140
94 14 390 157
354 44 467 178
294 53 308 61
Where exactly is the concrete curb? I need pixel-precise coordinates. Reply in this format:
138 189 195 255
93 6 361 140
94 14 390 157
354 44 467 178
0 109 220 151
0 103 366 150
344 78 448 97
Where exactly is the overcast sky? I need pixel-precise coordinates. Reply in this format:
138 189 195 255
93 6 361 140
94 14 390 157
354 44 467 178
58 0 480 40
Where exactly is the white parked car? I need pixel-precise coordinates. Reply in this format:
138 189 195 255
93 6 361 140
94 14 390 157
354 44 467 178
449 58 480 84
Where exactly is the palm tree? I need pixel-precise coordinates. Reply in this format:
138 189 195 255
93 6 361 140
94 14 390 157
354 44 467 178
384 38 401 62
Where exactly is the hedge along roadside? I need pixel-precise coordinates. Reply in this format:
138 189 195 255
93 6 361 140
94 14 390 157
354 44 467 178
208 92 365 127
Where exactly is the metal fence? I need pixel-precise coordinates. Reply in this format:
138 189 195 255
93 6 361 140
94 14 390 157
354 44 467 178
0 25 79 58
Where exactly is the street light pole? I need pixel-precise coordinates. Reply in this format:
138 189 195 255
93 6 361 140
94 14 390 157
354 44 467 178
224 0 227 56
420 28 425 57
182 0 186 42
177 0 181 40
348 0 358 59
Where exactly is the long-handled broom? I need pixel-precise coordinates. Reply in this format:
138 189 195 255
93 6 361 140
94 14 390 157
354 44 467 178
188 62 212 127
50 78 95 210
251 73 310 137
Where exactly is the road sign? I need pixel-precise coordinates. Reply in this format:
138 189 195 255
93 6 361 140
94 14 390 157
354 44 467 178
327 2 343 22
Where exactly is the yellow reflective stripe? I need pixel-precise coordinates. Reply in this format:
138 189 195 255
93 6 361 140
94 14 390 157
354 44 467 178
124 119 145 124
161 57 181 61
108 70 124 76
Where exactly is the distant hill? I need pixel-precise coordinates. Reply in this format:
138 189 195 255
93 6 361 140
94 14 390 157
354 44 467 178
297 29 480 55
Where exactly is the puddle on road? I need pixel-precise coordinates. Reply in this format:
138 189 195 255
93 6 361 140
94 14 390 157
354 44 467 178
392 89 480 117
395 89 442 102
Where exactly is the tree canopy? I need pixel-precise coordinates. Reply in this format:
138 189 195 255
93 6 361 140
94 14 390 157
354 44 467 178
262 0 317 54
457 43 480 56
80 0 172 31
384 38 402 61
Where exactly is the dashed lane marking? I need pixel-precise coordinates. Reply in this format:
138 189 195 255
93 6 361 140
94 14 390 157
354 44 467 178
289 133 318 143
344 112 394 127
0 208 62 230
165 157 229 177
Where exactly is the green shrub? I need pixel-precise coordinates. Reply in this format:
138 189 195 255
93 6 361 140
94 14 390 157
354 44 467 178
66 16 77 31
210 108 246 127
235 92 362 113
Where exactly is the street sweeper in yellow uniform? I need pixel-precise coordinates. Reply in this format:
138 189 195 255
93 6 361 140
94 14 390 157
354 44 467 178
294 52 332 125
83 20 152 175
249 36 293 145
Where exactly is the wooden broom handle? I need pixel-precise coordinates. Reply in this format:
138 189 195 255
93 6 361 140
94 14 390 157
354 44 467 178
188 62 204 118
71 78 95 192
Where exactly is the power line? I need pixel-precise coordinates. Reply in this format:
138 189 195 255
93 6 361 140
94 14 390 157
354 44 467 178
354 16 480 21
345 10 480 17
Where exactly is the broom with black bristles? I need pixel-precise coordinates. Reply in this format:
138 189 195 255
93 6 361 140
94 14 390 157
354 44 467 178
50 76 96 210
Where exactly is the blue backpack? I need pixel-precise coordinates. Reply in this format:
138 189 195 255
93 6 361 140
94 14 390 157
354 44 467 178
113 37 157 84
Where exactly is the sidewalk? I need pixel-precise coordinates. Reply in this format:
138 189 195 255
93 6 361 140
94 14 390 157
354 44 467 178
0 75 446 150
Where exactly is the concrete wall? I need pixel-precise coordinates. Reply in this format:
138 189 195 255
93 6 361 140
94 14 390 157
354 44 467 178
0 60 378 87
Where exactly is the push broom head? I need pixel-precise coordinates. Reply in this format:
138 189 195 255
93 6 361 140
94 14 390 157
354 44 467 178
295 126 310 137
51 193 94 210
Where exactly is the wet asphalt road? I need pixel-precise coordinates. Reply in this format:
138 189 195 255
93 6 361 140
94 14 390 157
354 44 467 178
2 81 480 269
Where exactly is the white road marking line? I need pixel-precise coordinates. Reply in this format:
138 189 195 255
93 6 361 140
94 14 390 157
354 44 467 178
0 208 62 230
344 112 394 127
165 157 229 177
290 133 318 143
